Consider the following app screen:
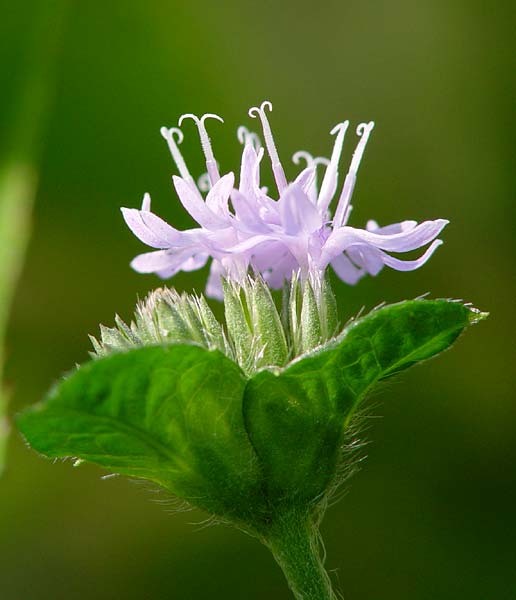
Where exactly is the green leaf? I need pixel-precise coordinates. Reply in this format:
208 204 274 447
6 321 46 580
243 299 482 508
17 344 266 521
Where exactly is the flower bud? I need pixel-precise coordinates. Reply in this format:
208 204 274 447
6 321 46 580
91 276 340 374
222 279 254 371
249 277 288 369
300 281 322 353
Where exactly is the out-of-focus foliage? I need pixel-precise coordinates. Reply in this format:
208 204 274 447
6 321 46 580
1 1 514 599
0 0 68 472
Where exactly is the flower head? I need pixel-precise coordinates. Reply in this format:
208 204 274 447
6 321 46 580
122 101 447 299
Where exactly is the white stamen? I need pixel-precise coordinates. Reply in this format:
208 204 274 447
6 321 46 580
160 127 192 182
293 152 330 204
333 122 375 227
178 113 224 186
292 151 330 169
350 121 375 174
318 121 349 213
333 172 356 227
248 101 287 194
141 192 151 211
237 126 262 151
197 172 211 192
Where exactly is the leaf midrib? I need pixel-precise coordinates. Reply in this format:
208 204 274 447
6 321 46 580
343 320 464 426
38 405 179 465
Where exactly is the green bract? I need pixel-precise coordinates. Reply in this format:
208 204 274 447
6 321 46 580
19 296 482 519
17 288 486 600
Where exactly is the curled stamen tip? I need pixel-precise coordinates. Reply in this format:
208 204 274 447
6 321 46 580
178 112 224 127
330 121 349 136
292 150 313 165
237 125 249 144
237 126 262 150
178 113 199 126
160 126 184 143
357 121 375 135
248 100 273 118
202 113 224 124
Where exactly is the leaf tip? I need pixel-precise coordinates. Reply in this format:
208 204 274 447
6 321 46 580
467 307 489 324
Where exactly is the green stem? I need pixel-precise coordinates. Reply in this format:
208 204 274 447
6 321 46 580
266 510 337 600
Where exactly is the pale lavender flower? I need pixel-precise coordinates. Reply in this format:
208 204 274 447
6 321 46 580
121 101 448 298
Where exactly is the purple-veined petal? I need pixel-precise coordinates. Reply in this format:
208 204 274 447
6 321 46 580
330 253 366 285
347 244 385 275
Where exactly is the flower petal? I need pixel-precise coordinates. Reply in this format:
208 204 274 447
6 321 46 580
279 183 323 235
173 176 226 230
321 219 448 264
330 253 365 284
380 239 444 271
356 219 449 251
205 172 234 216
293 167 316 196
366 219 418 234
239 144 263 198
131 247 207 279
347 244 385 275
231 189 268 232
205 260 224 300
121 207 184 248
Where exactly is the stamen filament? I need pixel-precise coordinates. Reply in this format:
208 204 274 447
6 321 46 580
179 113 224 186
318 121 349 213
292 151 330 170
333 122 374 227
160 127 193 182
248 101 287 194
237 126 262 151
349 121 374 173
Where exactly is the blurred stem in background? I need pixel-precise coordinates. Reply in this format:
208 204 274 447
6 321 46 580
0 0 69 474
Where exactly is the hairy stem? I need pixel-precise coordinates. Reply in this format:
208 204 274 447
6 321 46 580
266 510 337 600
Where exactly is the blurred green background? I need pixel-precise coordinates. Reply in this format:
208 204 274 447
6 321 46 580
1 0 515 598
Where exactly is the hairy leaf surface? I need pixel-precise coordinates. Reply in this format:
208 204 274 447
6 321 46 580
18 344 265 520
243 300 479 507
